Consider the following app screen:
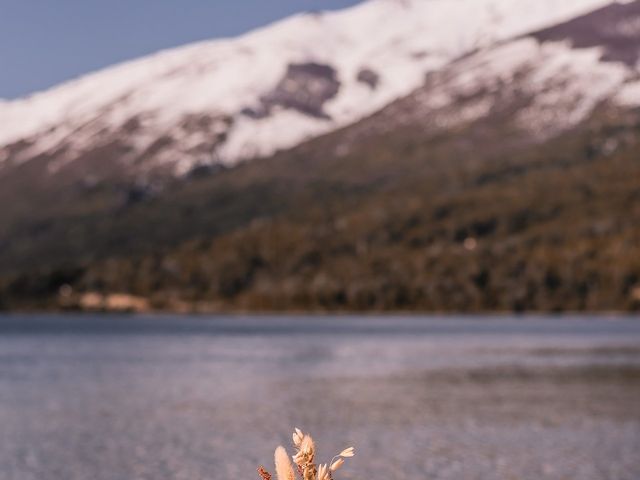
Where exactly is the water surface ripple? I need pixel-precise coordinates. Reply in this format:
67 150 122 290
0 314 638 480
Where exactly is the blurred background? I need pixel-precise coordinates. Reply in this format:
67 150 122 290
1 0 639 313
0 0 639 479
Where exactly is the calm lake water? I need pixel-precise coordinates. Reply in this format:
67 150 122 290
0 314 639 480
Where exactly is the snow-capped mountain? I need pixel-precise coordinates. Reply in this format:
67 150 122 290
335 0 640 153
0 0 636 179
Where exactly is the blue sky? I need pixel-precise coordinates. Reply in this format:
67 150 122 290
0 0 363 99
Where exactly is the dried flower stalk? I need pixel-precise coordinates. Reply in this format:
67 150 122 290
275 446 296 480
260 428 355 480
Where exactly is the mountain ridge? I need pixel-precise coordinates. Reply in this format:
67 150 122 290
0 0 627 178
0 0 639 311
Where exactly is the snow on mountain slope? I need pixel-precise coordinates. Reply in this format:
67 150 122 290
0 0 625 178
376 40 631 134
327 0 640 155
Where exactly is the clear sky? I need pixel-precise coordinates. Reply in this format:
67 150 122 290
0 0 364 99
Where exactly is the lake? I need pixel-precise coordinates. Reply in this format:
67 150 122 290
0 314 639 480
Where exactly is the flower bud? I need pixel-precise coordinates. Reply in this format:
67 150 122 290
330 458 344 472
339 447 355 458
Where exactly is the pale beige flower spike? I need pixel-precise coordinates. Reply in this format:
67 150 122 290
258 428 355 480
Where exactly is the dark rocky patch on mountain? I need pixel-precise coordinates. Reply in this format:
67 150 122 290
532 0 640 66
357 68 380 89
252 62 341 119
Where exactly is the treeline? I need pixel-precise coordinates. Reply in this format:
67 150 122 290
1 107 639 312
